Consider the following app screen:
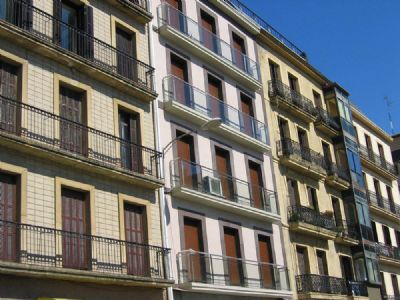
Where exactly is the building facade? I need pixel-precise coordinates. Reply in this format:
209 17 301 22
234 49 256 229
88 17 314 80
0 0 172 299
153 0 291 299
353 107 400 299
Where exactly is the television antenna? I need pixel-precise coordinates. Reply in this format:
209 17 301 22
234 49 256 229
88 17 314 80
384 96 394 135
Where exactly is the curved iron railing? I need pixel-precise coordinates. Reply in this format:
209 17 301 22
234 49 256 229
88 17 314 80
315 107 340 131
120 0 148 12
326 162 351 182
0 95 162 179
0 0 154 91
277 138 327 170
163 75 268 144
375 243 400 261
336 219 359 241
0 219 170 280
366 190 400 217
268 79 317 118
177 250 290 290
288 205 336 231
359 144 396 175
157 4 260 81
170 158 278 214
219 0 307 59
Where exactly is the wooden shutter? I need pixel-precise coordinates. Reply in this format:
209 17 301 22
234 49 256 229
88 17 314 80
176 132 196 188
215 147 234 200
392 274 400 296
62 188 89 270
240 93 254 137
207 75 224 120
248 161 263 209
296 246 309 274
79 5 93 59
287 178 299 206
165 0 182 30
224 227 243 286
53 0 62 44
124 203 149 276
183 217 205 282
170 54 189 105
316 250 328 276
380 272 387 296
200 10 216 52
232 33 246 71
0 173 18 262
116 27 136 80
258 235 275 288
0 61 19 134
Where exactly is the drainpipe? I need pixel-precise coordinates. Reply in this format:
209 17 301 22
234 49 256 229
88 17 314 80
148 1 174 300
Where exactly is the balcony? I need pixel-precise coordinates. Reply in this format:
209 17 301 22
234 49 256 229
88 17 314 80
163 76 269 152
375 243 400 267
314 107 341 137
296 274 368 298
105 0 153 23
0 96 162 188
366 190 400 222
288 205 337 239
335 220 360 246
268 80 317 123
325 162 351 190
0 219 172 286
383 296 400 300
176 250 291 298
170 159 279 222
277 139 327 179
359 145 397 180
0 0 155 100
157 4 261 90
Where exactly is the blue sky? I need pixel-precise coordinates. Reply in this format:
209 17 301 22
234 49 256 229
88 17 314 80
244 0 400 135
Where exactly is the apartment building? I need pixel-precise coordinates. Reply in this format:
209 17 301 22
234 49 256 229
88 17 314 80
0 0 173 299
353 107 400 300
153 0 291 299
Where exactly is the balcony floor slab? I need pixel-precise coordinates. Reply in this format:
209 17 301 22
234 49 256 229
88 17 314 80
270 95 317 123
289 222 337 240
279 156 326 180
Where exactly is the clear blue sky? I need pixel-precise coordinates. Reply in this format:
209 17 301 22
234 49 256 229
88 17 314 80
244 0 400 135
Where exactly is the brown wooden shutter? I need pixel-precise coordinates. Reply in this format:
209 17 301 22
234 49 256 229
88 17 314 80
232 33 246 71
258 235 275 288
176 132 196 188
62 188 89 270
80 5 93 59
207 75 224 120
240 93 254 137
183 217 205 282
53 0 62 44
392 274 400 296
116 27 136 80
0 61 19 134
124 203 149 276
248 161 263 209
170 54 189 105
296 246 309 274
129 113 143 173
316 250 328 275
224 227 243 286
200 10 216 52
215 147 234 200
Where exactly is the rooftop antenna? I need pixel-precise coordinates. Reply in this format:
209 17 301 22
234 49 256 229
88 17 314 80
384 96 394 135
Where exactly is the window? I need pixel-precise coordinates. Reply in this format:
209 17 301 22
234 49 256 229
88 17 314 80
365 134 372 152
183 217 205 282
316 250 328 276
340 256 354 281
116 26 137 80
287 178 300 206
313 91 323 109
381 272 387 296
332 197 342 226
207 74 224 120
378 143 385 161
170 53 190 105
366 257 380 284
269 60 281 82
354 257 367 281
258 235 275 288
240 92 255 137
307 186 318 210
200 10 217 52
347 149 363 186
248 161 264 210
223 227 244 285
382 225 392 246
392 274 400 296
278 117 289 140
288 73 299 93
215 147 233 199
322 142 332 167
296 246 309 274
231 32 246 71
337 99 351 122
119 109 142 172
371 221 378 242
176 130 196 189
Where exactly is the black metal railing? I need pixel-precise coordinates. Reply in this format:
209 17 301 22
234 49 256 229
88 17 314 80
163 76 268 144
296 274 347 294
170 159 278 214
120 0 148 12
366 190 400 217
219 0 307 59
288 205 336 231
382 295 400 300
157 4 260 81
268 80 317 118
0 219 170 280
376 243 400 261
336 219 360 241
347 281 368 297
0 96 161 179
0 0 154 91
277 139 327 170
359 145 396 175
326 162 350 182
315 107 340 131
177 250 290 290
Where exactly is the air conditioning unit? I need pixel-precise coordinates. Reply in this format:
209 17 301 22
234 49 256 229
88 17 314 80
203 176 223 196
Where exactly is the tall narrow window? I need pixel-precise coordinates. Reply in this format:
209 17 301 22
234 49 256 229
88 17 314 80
288 73 299 93
232 32 246 71
215 147 234 200
240 92 255 137
373 179 383 206
391 274 400 297
386 186 395 212
0 173 18 262
298 128 310 161
378 143 386 163
223 227 243 286
307 186 318 210
248 161 264 209
116 27 136 80
165 0 183 30
316 250 328 276
200 10 217 52
278 117 289 141
381 272 387 297
269 60 280 82
371 221 378 242
59 86 87 156
207 74 224 120
1 0 33 29
340 256 354 281
382 225 392 246
176 130 197 189
313 91 323 109
365 134 372 152
287 178 300 206
296 246 309 274
183 217 205 282
62 187 89 270
332 197 342 226
119 109 142 173
258 235 275 288
322 141 332 168
170 53 190 106
124 203 149 276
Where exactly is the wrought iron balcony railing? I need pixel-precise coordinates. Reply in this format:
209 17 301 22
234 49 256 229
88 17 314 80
375 243 400 261
170 159 278 214
219 0 307 59
0 0 154 92
288 205 336 232
277 139 327 170
347 281 369 297
326 162 351 182
336 220 360 241
359 145 396 175
0 219 170 280
163 76 268 144
157 4 260 81
366 190 400 217
315 107 340 132
268 79 317 118
0 96 162 179
177 250 290 291
382 295 400 300
120 0 148 12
